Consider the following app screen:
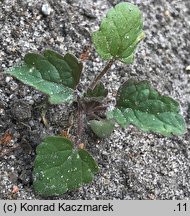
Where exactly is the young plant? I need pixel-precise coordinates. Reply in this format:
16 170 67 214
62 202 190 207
5 2 186 197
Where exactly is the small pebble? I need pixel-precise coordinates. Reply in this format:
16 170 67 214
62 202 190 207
165 10 171 17
0 108 4 114
185 65 190 71
5 76 12 83
41 3 52 16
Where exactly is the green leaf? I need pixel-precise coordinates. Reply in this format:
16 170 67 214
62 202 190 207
44 50 83 89
33 136 98 197
7 64 74 104
24 53 61 83
89 119 115 138
92 2 144 64
85 81 108 100
6 49 83 104
115 79 186 136
107 108 129 128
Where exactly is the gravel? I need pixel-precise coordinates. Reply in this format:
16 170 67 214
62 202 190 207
0 0 190 200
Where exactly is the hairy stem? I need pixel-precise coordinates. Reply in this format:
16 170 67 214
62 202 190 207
89 59 115 90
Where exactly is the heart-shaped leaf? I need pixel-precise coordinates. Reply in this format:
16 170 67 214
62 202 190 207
113 79 186 136
89 119 115 138
7 64 74 104
85 81 108 100
92 2 144 64
6 49 83 104
33 136 98 197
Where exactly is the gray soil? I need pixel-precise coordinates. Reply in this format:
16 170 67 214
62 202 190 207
0 0 190 200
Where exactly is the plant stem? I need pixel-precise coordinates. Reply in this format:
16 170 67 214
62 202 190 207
76 98 84 146
89 59 115 90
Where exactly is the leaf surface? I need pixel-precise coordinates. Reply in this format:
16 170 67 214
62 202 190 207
92 2 144 64
33 136 98 197
89 119 115 138
107 108 128 128
44 50 83 89
113 79 186 136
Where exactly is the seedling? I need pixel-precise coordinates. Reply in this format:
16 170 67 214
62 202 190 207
5 2 186 197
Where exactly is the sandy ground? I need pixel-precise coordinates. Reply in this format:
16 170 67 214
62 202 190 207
0 0 190 199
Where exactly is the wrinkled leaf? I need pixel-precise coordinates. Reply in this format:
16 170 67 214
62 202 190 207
33 136 98 197
85 81 108 100
114 79 186 136
92 2 144 64
7 64 74 104
89 119 115 138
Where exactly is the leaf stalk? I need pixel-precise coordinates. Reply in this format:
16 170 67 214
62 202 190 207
89 59 115 90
